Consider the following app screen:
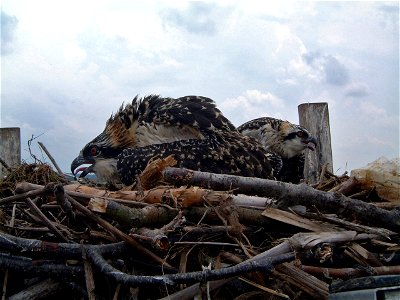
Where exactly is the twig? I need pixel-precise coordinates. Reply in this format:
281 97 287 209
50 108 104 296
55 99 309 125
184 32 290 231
173 241 240 247
273 262 329 299
37 141 64 176
24 197 70 243
54 184 75 222
27 134 44 164
0 157 12 173
239 276 290 299
65 194 173 268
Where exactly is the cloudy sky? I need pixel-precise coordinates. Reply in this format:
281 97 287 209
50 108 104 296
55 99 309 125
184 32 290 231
1 1 399 175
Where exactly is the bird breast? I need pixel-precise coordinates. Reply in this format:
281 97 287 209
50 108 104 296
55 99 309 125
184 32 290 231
135 123 205 147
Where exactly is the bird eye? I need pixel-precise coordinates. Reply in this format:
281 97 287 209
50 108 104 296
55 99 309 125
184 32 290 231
91 146 98 156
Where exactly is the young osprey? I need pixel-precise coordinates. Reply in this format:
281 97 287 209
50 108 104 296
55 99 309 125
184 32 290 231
238 117 317 183
71 95 273 185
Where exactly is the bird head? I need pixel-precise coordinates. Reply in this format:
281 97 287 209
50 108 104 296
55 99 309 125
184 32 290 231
71 101 139 182
71 132 125 183
278 121 317 158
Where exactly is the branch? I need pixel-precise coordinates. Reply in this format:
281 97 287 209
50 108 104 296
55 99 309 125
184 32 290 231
0 232 128 259
37 141 64 176
0 156 12 173
24 197 70 242
88 198 178 227
163 168 400 232
65 193 173 268
86 247 294 286
0 253 83 277
300 264 400 280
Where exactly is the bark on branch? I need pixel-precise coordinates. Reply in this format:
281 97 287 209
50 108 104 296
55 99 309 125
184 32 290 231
86 247 294 286
88 198 178 227
163 168 400 232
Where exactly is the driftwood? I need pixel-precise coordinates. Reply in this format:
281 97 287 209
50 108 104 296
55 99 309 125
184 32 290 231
163 167 400 232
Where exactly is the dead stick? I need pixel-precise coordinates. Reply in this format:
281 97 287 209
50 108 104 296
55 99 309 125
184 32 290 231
37 141 64 176
1 270 8 300
24 197 70 242
0 188 47 205
82 247 96 300
65 194 172 268
300 264 400 279
0 157 12 173
163 167 400 232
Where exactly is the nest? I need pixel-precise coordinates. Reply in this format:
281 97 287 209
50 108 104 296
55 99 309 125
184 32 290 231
0 158 399 300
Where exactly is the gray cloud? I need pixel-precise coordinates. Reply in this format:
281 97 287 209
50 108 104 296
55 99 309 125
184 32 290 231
161 2 228 35
345 82 370 97
302 51 350 86
377 3 399 26
1 10 18 55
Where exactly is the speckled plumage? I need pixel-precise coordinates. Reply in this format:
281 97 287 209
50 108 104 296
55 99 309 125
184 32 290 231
71 95 273 185
238 117 317 183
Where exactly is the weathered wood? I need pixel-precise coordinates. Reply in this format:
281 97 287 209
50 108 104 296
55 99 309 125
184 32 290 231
8 278 63 300
163 168 400 232
273 262 329 299
37 141 64 176
298 103 333 183
88 197 178 227
0 127 21 177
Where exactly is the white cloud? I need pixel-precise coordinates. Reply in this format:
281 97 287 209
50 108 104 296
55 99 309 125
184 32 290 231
360 102 386 116
220 90 286 125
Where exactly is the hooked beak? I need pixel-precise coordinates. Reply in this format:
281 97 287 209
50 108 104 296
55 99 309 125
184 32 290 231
71 154 95 178
303 137 317 151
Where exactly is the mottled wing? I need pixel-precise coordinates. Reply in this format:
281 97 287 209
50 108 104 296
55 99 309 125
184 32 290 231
117 132 273 185
277 154 305 184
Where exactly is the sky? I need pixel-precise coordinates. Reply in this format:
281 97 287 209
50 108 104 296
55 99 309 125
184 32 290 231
1 1 399 175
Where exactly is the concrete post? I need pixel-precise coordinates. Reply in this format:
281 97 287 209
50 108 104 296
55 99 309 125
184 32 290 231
298 103 333 183
0 127 21 177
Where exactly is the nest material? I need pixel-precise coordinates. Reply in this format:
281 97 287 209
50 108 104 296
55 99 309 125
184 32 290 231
0 163 64 197
0 160 399 300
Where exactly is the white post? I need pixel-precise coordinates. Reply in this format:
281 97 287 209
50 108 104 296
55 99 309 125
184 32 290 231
0 127 21 177
298 103 333 183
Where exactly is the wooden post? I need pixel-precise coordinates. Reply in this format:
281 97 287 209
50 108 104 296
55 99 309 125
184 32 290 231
298 103 333 183
0 127 21 177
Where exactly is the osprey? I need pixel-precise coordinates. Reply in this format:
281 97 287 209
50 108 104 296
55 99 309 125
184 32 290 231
71 95 273 185
238 117 317 183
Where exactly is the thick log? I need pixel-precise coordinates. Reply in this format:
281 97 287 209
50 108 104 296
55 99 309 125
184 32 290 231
163 168 400 232
88 197 178 227
64 183 274 208
298 103 333 183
